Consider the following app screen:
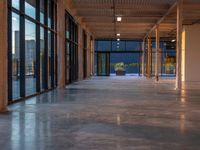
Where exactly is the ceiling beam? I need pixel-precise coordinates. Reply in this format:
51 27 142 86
143 1 177 40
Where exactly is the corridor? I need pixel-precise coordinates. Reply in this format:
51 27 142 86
0 77 200 150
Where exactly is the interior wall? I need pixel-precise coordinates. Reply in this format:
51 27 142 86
182 24 200 82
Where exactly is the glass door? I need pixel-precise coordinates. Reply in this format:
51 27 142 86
97 52 110 76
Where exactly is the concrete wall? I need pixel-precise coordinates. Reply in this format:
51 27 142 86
0 0 8 112
182 24 200 82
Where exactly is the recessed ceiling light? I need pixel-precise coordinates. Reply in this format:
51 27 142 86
117 38 120 41
171 39 176 42
116 33 120 36
117 43 120 45
117 17 122 22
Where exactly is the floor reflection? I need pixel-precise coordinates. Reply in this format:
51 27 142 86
1 77 199 149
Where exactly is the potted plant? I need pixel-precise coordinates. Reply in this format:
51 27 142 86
114 62 126 76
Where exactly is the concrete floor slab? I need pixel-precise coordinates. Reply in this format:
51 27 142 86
0 77 200 150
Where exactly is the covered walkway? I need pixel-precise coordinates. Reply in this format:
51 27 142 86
1 77 200 149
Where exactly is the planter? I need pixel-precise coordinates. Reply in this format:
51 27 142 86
116 70 126 76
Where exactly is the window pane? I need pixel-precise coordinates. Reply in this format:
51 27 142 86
40 27 45 90
112 41 125 51
12 13 20 99
110 53 139 75
126 41 141 51
25 0 36 19
12 0 19 10
48 0 52 28
97 41 111 51
66 17 69 39
48 31 52 88
40 0 45 24
25 19 36 96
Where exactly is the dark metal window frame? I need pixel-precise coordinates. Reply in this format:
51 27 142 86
83 30 87 79
8 0 57 103
65 11 79 85
95 39 143 76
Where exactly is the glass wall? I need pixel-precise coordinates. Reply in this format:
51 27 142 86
110 53 140 74
25 19 36 96
11 12 20 99
8 0 57 101
65 12 78 84
95 40 142 76
83 31 87 78
150 41 176 77
144 40 176 77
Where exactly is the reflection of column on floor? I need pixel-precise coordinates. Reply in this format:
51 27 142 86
0 0 8 112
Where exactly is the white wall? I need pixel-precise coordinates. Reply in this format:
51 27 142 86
182 24 200 82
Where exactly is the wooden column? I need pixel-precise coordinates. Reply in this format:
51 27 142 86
141 40 145 77
0 0 8 112
155 25 160 81
147 36 151 78
57 0 66 88
176 0 183 89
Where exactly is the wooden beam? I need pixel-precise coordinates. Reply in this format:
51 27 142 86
144 1 177 40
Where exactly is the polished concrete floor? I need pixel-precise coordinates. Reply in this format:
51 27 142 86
1 76 200 150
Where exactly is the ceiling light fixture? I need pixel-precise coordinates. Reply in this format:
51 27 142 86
116 33 120 36
117 17 122 22
171 39 176 42
117 38 120 41
117 43 120 45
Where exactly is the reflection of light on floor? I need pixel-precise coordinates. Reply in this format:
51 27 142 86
117 114 121 126
180 114 185 134
181 98 185 103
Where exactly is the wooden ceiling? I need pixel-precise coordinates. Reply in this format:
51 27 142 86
71 0 200 40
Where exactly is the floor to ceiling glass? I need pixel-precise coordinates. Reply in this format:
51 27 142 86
25 19 36 96
83 31 87 78
147 41 176 77
95 40 142 76
11 12 20 99
65 12 78 84
8 0 57 101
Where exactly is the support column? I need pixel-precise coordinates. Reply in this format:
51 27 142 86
87 33 91 78
155 25 160 81
90 37 94 76
147 36 151 78
0 0 8 112
57 0 66 88
141 40 145 77
176 0 183 89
